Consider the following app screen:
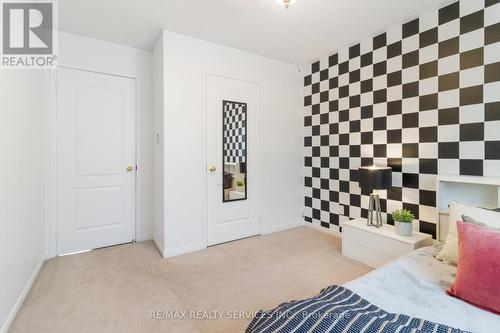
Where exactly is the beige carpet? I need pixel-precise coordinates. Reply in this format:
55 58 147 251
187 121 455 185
10 226 371 333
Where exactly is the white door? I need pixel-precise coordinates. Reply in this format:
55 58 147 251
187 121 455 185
206 75 260 246
56 68 136 254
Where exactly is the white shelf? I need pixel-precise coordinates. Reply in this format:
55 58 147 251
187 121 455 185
437 174 500 186
437 175 500 241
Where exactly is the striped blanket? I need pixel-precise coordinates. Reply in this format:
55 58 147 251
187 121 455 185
246 285 468 333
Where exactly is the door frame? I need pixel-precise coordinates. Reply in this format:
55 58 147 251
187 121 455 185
46 66 140 258
202 73 263 247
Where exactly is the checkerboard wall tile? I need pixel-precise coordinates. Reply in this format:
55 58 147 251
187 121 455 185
303 0 500 238
223 101 246 164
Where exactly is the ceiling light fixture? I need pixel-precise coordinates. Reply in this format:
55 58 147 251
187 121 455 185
276 0 295 9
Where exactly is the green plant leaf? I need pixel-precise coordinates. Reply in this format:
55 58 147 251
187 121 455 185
391 209 415 223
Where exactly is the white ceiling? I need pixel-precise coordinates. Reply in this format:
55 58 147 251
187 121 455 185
58 0 453 65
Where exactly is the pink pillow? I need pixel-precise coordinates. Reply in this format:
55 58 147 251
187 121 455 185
447 221 500 314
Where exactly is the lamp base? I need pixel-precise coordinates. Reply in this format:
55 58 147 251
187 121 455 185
367 192 383 228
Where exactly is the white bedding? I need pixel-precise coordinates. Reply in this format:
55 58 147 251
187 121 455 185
343 244 500 333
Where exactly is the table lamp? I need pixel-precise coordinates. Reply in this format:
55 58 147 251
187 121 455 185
358 166 392 228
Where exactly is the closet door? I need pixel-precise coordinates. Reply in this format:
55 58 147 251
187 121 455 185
56 68 136 254
206 74 260 246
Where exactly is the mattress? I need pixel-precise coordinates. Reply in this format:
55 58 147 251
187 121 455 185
343 245 500 333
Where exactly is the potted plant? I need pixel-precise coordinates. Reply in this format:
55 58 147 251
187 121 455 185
391 209 415 237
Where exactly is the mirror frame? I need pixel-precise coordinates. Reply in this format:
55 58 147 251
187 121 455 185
222 100 248 203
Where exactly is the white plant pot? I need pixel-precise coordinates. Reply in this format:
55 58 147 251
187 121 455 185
395 221 413 237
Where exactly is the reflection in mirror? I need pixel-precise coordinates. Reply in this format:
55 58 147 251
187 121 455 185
223 100 247 202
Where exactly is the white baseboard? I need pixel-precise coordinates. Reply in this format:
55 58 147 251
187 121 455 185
161 222 302 258
261 221 302 235
302 220 342 237
165 243 206 258
1 258 44 333
152 237 165 257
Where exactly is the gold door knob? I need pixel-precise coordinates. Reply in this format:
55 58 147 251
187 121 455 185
208 165 216 173
126 165 134 172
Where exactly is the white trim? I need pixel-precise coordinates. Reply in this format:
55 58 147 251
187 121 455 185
152 237 165 257
134 74 145 241
47 70 57 259
44 70 53 258
256 83 263 235
47 66 141 256
165 243 207 258
261 221 301 235
0 258 44 333
201 72 208 249
302 220 342 238
437 174 500 186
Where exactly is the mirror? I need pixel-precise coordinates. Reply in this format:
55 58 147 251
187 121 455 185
222 100 247 202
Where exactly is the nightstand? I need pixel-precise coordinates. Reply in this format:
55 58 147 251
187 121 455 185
342 218 433 268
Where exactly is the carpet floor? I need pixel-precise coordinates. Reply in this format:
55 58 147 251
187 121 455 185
10 226 371 333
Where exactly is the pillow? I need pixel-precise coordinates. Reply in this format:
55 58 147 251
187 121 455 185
447 221 500 314
435 202 500 265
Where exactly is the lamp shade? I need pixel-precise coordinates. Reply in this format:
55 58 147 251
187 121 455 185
358 166 392 191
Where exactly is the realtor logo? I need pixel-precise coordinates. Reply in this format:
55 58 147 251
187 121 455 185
1 1 56 68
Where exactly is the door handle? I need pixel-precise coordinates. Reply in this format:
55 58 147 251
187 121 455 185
126 165 134 172
208 165 217 173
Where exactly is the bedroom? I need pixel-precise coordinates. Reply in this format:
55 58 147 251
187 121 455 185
1 0 499 332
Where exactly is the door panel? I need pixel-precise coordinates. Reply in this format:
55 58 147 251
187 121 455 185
76 86 124 176
56 68 136 254
206 75 260 246
75 187 123 230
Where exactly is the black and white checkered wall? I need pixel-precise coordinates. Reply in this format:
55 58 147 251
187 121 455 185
303 0 500 238
223 101 247 164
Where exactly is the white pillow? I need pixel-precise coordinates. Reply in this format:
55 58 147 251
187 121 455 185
435 202 500 265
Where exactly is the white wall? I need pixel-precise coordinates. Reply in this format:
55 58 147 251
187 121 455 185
154 30 303 257
0 31 155 331
152 34 165 254
0 70 47 332
49 32 154 254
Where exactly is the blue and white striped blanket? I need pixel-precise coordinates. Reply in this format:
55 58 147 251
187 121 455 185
246 285 468 333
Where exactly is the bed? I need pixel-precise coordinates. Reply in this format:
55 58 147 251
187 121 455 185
246 245 500 333
344 244 500 333
247 177 500 332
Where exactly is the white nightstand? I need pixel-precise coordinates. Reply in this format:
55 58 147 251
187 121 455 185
342 218 433 268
